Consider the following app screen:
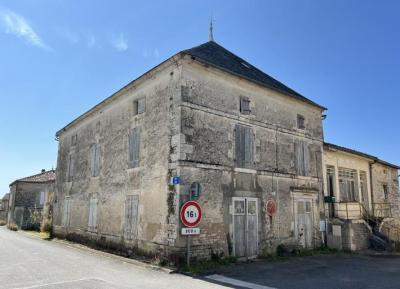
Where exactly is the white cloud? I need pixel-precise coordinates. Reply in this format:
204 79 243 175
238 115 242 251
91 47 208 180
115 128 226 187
112 32 128 52
0 8 49 50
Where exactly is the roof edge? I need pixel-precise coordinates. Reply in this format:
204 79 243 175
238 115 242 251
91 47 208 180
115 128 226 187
55 53 184 138
324 142 400 170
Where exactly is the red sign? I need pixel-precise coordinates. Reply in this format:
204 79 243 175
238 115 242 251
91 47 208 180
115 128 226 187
266 199 277 217
180 201 202 228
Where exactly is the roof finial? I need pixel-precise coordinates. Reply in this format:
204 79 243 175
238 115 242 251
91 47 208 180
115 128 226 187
209 16 214 42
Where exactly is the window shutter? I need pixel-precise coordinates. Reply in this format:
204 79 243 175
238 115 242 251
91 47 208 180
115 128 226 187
235 125 243 167
303 142 310 176
125 195 139 240
95 144 101 177
244 127 254 167
128 128 140 168
90 144 96 177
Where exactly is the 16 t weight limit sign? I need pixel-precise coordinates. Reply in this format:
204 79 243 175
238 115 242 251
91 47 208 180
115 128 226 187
180 201 202 228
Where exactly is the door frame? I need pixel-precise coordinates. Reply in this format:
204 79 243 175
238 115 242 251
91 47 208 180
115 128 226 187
232 197 259 259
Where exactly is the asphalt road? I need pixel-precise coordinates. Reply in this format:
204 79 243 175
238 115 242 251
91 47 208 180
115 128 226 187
215 252 400 289
2 226 400 289
0 227 227 289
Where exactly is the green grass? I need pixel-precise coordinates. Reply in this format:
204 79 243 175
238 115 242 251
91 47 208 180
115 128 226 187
182 256 237 275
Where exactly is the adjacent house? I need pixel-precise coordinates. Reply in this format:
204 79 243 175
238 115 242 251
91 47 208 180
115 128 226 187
0 193 10 223
323 142 400 250
8 169 56 230
53 40 327 261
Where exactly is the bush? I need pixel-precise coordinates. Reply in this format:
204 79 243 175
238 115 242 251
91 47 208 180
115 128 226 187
7 222 18 231
0 220 6 226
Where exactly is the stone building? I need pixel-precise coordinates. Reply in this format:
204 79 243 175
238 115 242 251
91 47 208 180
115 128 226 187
8 169 56 229
53 40 327 261
322 142 400 250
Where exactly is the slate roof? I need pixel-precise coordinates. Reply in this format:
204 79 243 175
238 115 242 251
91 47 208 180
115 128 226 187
10 170 56 186
324 142 400 169
183 41 326 110
56 40 326 137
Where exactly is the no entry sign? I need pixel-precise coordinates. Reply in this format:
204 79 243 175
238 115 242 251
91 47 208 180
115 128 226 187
180 201 202 228
266 199 277 217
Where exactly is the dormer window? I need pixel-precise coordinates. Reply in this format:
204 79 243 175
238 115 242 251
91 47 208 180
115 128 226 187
297 114 305 130
240 96 251 115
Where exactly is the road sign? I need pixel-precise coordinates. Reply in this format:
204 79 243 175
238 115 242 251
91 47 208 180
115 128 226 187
266 199 277 217
181 227 200 235
189 182 202 200
170 176 180 185
180 201 202 228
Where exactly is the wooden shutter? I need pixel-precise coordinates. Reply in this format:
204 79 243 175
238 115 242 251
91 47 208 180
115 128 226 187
125 195 139 240
90 144 96 177
235 125 254 168
244 127 254 167
296 140 310 176
67 155 74 181
88 197 97 231
94 144 101 177
129 128 140 168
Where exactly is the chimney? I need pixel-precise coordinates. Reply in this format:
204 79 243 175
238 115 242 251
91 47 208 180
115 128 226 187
41 169 46 173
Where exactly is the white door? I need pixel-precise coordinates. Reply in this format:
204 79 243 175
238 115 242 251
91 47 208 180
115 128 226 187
232 197 258 258
295 199 313 249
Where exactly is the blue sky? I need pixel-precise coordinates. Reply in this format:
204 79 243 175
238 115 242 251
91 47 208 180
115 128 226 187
0 0 399 195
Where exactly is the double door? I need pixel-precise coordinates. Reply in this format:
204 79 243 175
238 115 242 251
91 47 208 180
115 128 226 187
232 197 258 258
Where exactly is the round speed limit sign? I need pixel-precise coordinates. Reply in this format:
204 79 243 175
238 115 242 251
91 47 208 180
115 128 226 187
180 201 202 228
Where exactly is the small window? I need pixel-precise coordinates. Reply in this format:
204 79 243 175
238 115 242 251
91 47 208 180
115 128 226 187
134 98 146 115
383 184 389 200
71 134 77 146
39 191 45 206
297 114 305 130
234 200 245 215
240 96 251 114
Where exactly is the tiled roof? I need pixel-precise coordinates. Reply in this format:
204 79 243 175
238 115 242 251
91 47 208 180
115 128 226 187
10 170 56 186
324 142 400 169
183 41 326 110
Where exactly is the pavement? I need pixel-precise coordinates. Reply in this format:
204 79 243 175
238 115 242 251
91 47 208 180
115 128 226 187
2 226 400 289
0 226 227 289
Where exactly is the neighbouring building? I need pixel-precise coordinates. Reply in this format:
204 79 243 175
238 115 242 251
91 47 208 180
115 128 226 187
323 142 400 250
53 39 327 261
0 193 10 223
8 169 56 230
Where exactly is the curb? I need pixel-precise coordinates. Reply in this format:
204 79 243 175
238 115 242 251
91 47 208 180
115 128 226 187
13 229 175 274
51 238 175 274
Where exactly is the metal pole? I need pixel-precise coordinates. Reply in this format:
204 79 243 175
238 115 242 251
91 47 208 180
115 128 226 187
186 191 192 267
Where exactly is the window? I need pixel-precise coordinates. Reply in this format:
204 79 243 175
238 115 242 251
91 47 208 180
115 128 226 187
134 98 146 115
67 154 74 182
125 195 139 240
297 114 305 130
338 168 357 202
62 197 71 227
383 184 389 200
234 124 254 168
39 191 45 206
326 166 335 197
295 140 310 176
90 143 101 177
71 134 77 146
240 96 251 114
128 127 140 168
88 197 98 232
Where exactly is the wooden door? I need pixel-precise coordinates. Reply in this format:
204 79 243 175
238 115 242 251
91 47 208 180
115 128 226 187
296 199 313 249
125 195 139 240
233 197 258 258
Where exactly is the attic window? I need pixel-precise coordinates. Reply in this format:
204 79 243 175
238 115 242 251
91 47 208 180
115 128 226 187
297 114 305 130
134 98 146 115
240 96 251 114
71 134 77 146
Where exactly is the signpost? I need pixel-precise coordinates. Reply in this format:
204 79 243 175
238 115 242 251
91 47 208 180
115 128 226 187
180 200 202 266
